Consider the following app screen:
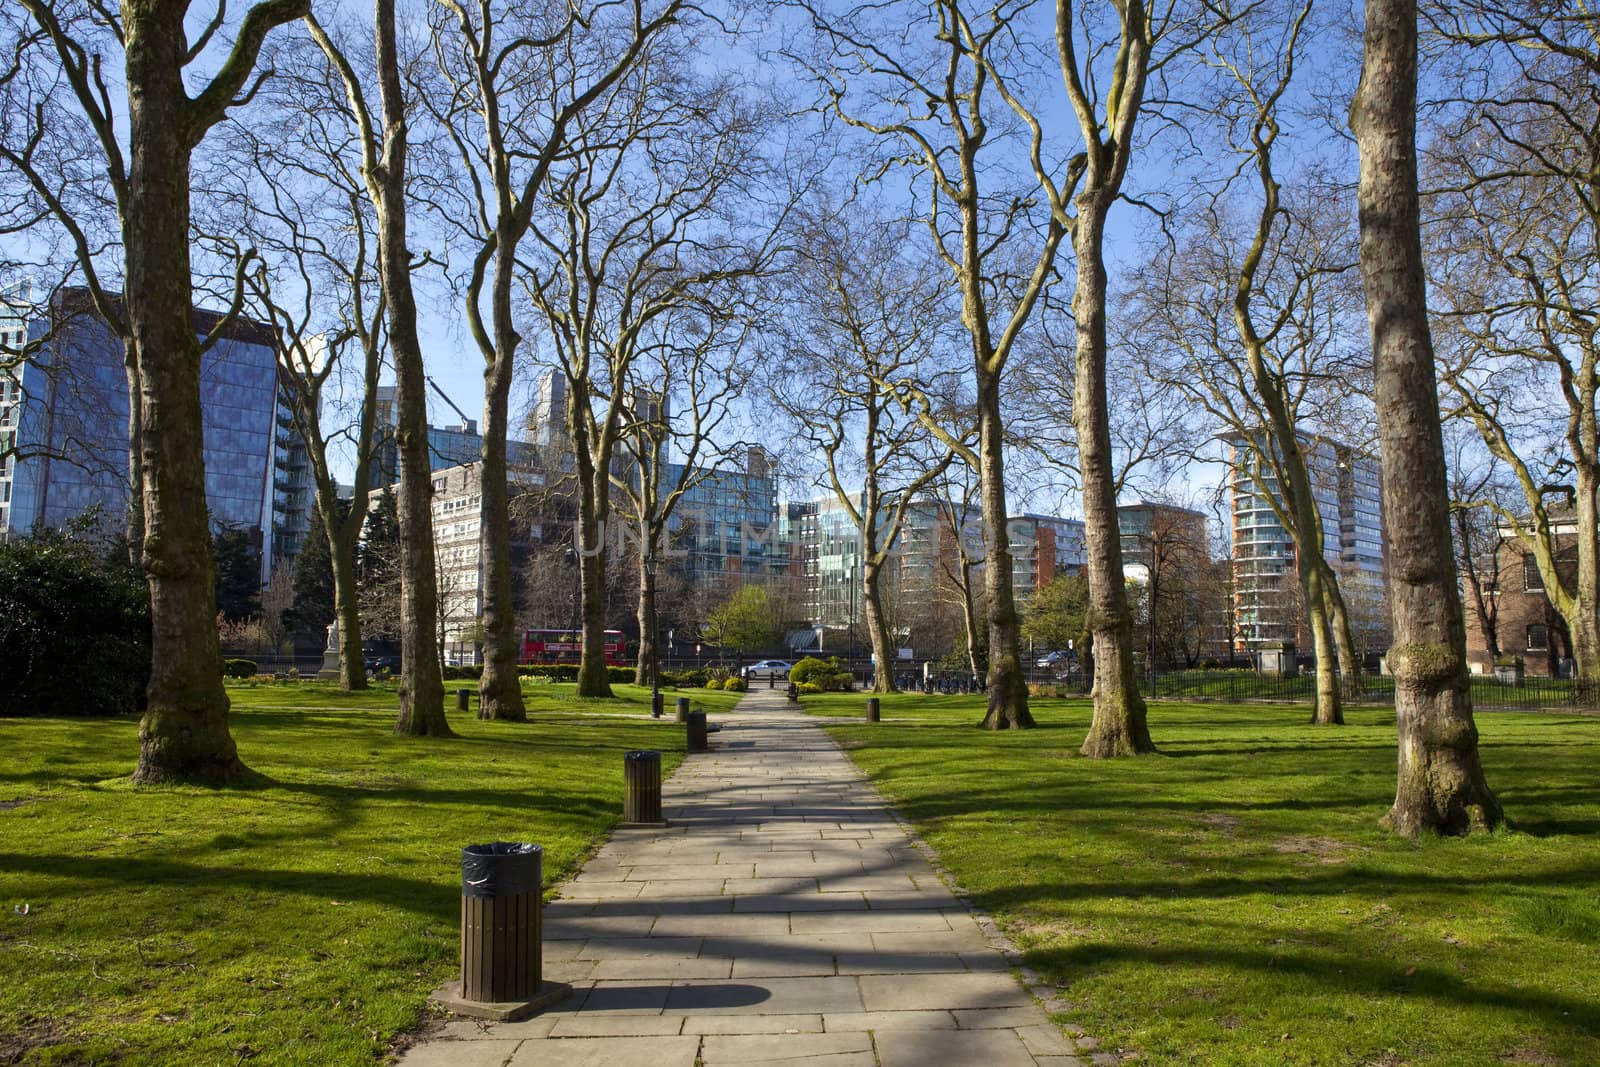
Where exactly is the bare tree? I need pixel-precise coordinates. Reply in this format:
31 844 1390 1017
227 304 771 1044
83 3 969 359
1056 0 1222 756
771 209 963 693
1129 0 1372 725
613 303 755 688
12 0 308 782
799 0 1076 729
1425 1 1599 697
519 45 786 697
1127 500 1214 671
931 465 987 679
1446 429 1520 667
1350 0 1501 834
425 0 689 721
0 13 139 554
307 2 453 736
225 33 387 691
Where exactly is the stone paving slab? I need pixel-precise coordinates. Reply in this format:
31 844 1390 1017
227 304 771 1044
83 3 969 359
399 685 1083 1065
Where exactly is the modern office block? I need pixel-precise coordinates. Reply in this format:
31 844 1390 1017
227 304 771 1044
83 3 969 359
1226 434 1388 651
1 289 304 580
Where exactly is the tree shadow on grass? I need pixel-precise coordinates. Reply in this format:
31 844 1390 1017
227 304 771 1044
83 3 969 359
969 862 1600 909
1029 939 1600 1037
0 851 459 921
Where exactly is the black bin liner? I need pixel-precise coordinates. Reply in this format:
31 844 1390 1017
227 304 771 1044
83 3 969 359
461 842 542 898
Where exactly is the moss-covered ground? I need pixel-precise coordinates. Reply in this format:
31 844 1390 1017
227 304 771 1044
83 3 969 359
805 691 1600 1067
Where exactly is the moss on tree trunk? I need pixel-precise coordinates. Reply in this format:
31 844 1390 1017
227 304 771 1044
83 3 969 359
1353 0 1498 833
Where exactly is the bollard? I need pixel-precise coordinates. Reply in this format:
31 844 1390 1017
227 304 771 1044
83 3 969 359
457 688 471 712
866 697 880 722
675 696 690 723
768 672 775 689
686 710 709 752
429 842 569 1020
651 690 664 718
786 682 799 703
622 750 666 826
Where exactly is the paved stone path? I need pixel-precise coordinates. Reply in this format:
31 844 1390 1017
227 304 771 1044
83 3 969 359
401 687 1098 1066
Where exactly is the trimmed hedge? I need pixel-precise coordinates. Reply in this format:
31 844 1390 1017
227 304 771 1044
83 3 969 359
222 659 258 679
518 664 636 683
722 676 746 692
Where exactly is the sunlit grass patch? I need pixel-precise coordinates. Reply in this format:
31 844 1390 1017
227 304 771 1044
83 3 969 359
817 695 1600 1066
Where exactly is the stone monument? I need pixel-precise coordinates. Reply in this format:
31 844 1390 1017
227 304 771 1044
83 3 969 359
317 619 343 681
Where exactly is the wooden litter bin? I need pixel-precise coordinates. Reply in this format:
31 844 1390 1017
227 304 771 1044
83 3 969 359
622 750 665 826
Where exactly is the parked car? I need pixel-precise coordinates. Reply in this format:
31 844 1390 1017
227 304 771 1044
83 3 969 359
1035 650 1073 669
365 653 402 677
743 659 792 681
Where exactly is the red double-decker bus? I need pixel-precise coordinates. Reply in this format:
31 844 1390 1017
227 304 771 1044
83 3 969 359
520 628 628 666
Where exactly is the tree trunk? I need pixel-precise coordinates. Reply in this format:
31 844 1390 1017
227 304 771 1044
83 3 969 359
635 557 656 687
1320 571 1365 700
1571 609 1600 700
862 555 898 694
958 558 982 678
477 330 526 721
123 343 144 562
1074 202 1152 757
373 0 449 737
1304 566 1344 725
974 369 1032 728
1352 0 1499 834
1078 627 1095 695
1572 470 1600 702
125 4 245 785
576 505 614 697
329 526 367 690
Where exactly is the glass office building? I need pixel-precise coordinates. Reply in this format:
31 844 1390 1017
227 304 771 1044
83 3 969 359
663 448 780 581
1227 432 1388 649
1 290 301 580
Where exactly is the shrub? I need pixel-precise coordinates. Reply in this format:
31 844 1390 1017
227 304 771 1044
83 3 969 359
723 676 746 692
441 665 483 681
222 659 258 679
792 657 855 691
660 669 708 688
789 656 840 687
0 528 150 716
796 681 823 695
704 678 723 689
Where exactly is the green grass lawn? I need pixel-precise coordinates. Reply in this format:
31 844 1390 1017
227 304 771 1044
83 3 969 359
0 680 713 1065
807 691 1600 1067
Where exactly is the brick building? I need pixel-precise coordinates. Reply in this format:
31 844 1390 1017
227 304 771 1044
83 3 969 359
1463 510 1576 678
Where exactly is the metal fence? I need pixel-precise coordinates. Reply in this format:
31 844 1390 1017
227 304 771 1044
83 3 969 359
1019 668 1593 713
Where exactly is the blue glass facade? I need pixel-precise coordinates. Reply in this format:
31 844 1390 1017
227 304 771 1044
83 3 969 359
3 295 291 579
663 454 779 580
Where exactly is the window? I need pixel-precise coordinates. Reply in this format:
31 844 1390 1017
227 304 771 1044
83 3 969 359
1526 625 1548 653
1524 553 1543 592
